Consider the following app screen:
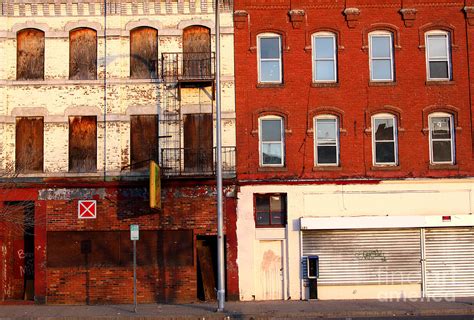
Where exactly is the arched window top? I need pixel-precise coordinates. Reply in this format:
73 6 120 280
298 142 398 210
69 28 97 80
312 31 336 37
363 23 401 50
372 112 396 119
130 26 158 79
314 114 338 120
419 22 456 50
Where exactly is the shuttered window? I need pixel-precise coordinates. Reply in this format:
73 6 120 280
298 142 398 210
130 27 158 79
69 28 97 80
15 117 44 173
183 25 211 79
69 116 97 173
17 29 45 80
130 115 158 170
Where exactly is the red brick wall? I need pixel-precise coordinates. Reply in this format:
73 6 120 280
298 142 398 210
235 0 474 181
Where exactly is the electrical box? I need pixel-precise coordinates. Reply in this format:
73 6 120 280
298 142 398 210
307 256 319 279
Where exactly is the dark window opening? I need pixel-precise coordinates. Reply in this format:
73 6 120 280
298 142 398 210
130 115 158 170
15 117 44 173
255 193 287 227
130 27 158 79
183 113 213 173
17 28 45 80
69 28 97 80
69 116 97 173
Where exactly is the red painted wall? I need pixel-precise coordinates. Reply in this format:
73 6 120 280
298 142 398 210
234 0 474 182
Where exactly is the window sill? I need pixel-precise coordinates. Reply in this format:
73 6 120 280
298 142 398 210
258 166 288 172
255 225 287 229
368 81 396 87
429 164 458 170
370 165 401 171
312 166 342 171
256 83 285 89
425 80 455 86
311 82 339 88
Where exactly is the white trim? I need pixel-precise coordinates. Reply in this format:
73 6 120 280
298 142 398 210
428 112 455 164
369 31 394 82
314 115 339 166
257 33 282 84
425 30 451 81
300 215 474 230
371 113 398 166
259 116 284 167
312 32 337 83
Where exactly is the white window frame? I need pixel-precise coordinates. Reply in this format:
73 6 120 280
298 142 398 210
314 115 339 166
371 113 398 166
259 116 285 167
257 33 282 84
428 112 455 165
425 30 451 81
312 32 337 83
369 31 394 82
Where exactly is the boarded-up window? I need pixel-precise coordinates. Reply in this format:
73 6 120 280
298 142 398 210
69 28 97 80
17 29 45 80
130 27 158 79
69 116 97 173
47 230 193 267
15 117 44 173
183 25 211 79
130 115 158 170
184 113 213 173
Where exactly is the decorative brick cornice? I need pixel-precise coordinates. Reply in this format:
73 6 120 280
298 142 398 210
464 6 474 26
343 7 360 29
233 10 248 30
288 9 305 29
399 8 417 28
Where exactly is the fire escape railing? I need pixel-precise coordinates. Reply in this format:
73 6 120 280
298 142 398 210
161 52 216 83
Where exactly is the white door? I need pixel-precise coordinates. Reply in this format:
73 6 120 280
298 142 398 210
256 240 284 300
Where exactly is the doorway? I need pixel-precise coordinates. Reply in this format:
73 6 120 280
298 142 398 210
183 113 213 174
256 240 284 300
196 235 226 301
182 25 211 79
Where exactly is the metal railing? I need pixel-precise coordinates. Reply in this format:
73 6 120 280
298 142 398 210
162 52 215 83
160 146 235 177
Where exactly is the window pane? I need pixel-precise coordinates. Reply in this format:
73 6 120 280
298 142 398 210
428 35 448 57
371 36 391 58
256 212 270 225
372 59 392 80
429 61 448 79
317 146 337 164
270 195 283 212
431 117 451 139
260 37 280 59
315 61 335 81
271 212 283 225
260 61 280 82
316 119 337 140
433 141 452 162
375 142 395 163
261 120 282 141
256 196 269 212
262 143 282 165
374 118 394 140
315 37 334 59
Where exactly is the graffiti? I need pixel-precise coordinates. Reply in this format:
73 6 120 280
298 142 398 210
355 249 387 262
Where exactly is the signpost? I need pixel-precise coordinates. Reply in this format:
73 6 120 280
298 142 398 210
130 224 139 313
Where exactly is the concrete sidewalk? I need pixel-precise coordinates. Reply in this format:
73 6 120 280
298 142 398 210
0 298 473 319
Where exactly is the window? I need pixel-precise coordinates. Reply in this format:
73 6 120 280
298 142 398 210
69 28 97 80
372 114 397 165
255 194 287 227
314 116 339 166
130 115 158 170
17 29 45 80
426 31 451 80
130 27 158 79
257 34 282 83
183 113 213 173
183 25 211 79
15 117 44 173
369 32 394 81
312 32 337 82
429 113 455 164
259 116 284 166
69 116 97 172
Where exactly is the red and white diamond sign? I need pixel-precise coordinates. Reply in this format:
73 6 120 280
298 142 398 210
78 200 97 219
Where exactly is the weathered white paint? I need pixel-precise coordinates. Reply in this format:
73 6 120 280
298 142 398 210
236 179 474 301
255 240 284 300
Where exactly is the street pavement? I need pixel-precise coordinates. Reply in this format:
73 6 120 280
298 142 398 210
0 297 473 319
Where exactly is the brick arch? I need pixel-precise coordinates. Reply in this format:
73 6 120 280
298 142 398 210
308 106 346 135
251 108 290 136
365 105 404 133
250 28 288 53
418 21 456 51
305 27 343 52
422 105 460 134
125 19 162 32
362 23 401 52
64 21 102 33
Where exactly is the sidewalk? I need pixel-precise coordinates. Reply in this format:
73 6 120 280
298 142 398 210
0 298 473 319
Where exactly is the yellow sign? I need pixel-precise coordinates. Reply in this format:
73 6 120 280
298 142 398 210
149 160 161 209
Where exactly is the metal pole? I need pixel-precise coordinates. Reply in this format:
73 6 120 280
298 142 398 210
215 0 225 312
133 240 137 313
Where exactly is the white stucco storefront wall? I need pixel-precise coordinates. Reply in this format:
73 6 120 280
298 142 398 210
236 178 474 301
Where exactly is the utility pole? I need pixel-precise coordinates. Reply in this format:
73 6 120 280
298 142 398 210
215 0 225 312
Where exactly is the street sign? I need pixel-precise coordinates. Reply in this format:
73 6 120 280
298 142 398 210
130 224 139 241
78 200 97 219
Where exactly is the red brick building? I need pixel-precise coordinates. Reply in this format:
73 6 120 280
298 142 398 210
234 0 474 301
